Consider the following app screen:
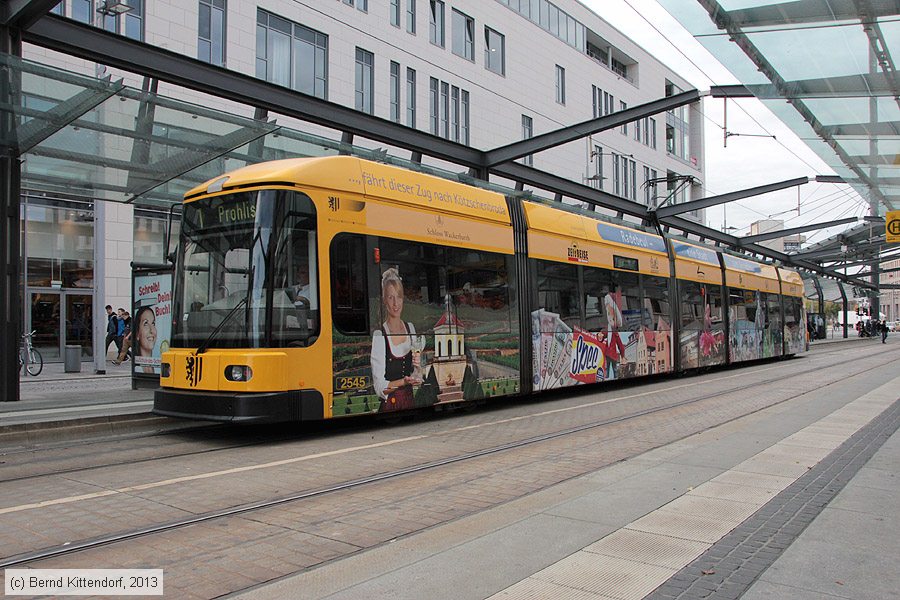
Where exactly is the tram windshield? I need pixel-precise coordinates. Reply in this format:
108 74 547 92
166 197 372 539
172 189 319 349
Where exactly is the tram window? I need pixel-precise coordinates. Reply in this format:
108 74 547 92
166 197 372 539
270 192 319 346
378 238 447 335
707 286 723 326
583 267 613 331
446 247 512 333
767 292 782 330
330 234 369 334
729 287 757 324
642 275 670 330
680 281 704 330
537 261 580 328
612 270 641 332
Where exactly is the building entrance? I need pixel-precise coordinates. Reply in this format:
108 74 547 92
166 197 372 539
27 290 93 362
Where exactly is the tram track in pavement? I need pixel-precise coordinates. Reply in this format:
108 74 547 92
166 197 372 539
0 340 890 485
2 343 898 572
0 340 885 484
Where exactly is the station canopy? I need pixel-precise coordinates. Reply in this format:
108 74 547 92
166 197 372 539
659 0 900 215
0 53 489 210
0 11 884 288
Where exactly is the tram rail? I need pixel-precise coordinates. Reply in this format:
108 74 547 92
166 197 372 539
3 344 898 571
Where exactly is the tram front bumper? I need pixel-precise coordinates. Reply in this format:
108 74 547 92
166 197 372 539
153 388 323 423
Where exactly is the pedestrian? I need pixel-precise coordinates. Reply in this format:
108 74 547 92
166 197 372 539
115 308 126 358
104 305 120 358
113 310 132 364
881 320 888 344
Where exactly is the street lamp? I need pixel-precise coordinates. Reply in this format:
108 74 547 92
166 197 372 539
96 1 133 15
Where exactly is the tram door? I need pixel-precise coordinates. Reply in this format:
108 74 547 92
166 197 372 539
27 291 93 361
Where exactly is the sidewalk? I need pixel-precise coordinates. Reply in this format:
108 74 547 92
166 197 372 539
238 365 900 600
1 351 157 436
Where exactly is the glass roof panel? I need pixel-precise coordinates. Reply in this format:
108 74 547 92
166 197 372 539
745 24 869 81
661 1 900 214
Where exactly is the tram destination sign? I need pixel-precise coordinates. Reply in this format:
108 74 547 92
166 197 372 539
887 211 900 244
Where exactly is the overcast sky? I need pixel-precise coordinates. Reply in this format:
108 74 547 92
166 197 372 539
582 0 872 244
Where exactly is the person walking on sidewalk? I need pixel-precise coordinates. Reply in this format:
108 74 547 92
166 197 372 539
113 310 132 365
114 308 127 358
882 320 889 344
104 305 120 358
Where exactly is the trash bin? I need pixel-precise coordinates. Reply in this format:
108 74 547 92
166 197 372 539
64 345 82 373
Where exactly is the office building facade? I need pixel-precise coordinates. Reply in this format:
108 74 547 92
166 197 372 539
21 0 706 360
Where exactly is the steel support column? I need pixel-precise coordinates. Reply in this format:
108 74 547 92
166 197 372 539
837 281 848 339
871 258 880 318
0 23 22 401
810 276 824 324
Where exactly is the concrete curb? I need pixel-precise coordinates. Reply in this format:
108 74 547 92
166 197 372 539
0 413 195 451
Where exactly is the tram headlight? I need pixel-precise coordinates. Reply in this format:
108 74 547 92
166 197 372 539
160 362 170 378
225 365 253 382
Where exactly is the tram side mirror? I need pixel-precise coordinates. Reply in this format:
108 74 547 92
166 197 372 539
166 251 177 265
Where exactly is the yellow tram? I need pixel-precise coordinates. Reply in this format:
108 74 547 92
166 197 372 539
154 156 806 423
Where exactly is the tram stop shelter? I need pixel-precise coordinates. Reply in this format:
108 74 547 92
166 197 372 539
1 1 896 402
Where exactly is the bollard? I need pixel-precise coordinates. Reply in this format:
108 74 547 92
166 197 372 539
64 345 82 373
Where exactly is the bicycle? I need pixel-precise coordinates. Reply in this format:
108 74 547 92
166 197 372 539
19 330 43 377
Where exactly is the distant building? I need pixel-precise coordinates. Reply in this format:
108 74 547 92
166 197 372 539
880 257 900 322
749 219 805 253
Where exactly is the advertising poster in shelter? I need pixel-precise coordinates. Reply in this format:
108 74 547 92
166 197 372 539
133 272 172 376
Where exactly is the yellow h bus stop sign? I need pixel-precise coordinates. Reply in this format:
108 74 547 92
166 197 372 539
888 211 900 244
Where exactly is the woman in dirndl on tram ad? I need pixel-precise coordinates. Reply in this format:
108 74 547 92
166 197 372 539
370 267 422 412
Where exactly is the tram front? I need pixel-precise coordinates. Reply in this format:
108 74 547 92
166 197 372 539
154 187 328 422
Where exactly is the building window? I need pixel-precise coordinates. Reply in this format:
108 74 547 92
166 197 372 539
485 26 505 75
521 114 533 166
646 168 658 206
461 90 470 145
452 9 474 61
590 144 603 190
124 0 143 41
390 0 400 26
390 61 401 122
429 0 445 47
257 10 328 99
592 85 602 118
630 159 637 200
649 117 656 149
407 0 416 33
555 65 565 105
429 77 469 144
620 100 627 134
406 67 417 127
603 91 614 116
72 0 91 23
199 0 226 67
643 166 650 204
430 77 439 134
355 47 374 114
666 80 690 160
440 81 449 138
342 0 367 11
612 154 620 195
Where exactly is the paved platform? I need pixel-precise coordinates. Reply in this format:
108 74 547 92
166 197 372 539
1 335 896 600
232 338 898 600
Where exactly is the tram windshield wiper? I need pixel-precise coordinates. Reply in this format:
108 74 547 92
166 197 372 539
196 296 247 355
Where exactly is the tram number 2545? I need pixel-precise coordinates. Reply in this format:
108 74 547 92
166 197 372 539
334 376 371 391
